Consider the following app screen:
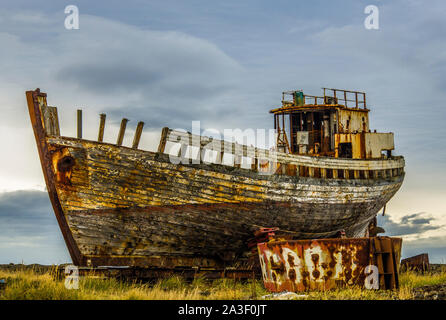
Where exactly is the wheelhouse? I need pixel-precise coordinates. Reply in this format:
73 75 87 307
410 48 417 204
270 88 394 159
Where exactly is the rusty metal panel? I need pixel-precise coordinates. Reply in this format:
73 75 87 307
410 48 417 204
258 237 402 292
401 253 429 272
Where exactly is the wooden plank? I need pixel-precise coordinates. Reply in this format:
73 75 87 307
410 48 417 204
132 121 145 149
116 118 128 146
98 113 106 142
77 109 82 139
321 168 327 179
47 135 404 208
42 106 60 136
309 167 314 178
165 129 405 171
290 113 294 153
387 169 393 178
332 169 338 179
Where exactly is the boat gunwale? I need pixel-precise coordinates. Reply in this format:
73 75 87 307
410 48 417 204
46 134 405 172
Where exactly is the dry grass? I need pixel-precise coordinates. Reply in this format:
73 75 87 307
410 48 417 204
0 267 444 300
0 268 267 300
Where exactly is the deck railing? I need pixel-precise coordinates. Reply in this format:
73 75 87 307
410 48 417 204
281 88 367 109
158 128 404 180
38 99 400 181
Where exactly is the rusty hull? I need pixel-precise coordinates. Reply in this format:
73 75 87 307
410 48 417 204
258 237 402 292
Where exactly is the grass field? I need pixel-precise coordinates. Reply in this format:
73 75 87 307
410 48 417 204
1 266 445 300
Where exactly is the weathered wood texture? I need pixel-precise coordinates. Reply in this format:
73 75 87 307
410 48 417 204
132 121 144 149
46 136 403 267
26 90 82 265
77 109 82 139
29 89 405 269
98 113 106 142
116 118 128 146
166 129 405 171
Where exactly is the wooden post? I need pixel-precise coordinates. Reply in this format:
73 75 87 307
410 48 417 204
52 107 60 136
116 118 128 146
333 169 338 179
43 106 60 136
77 109 82 139
281 163 286 175
299 112 303 131
344 169 349 179
157 127 169 153
290 113 294 153
354 170 360 179
251 157 258 171
373 170 379 179
321 168 327 179
364 170 370 179
344 91 347 107
220 140 226 165
309 167 314 178
98 113 106 142
234 142 242 168
132 121 145 149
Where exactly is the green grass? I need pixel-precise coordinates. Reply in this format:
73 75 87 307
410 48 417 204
0 267 445 300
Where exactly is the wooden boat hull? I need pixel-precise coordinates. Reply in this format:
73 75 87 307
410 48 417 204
27 89 405 268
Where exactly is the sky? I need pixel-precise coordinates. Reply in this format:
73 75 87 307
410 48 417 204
0 0 445 264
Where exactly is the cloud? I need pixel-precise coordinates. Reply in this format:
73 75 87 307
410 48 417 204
0 12 244 130
0 10 247 191
0 190 70 264
377 213 442 237
378 212 446 263
402 236 446 263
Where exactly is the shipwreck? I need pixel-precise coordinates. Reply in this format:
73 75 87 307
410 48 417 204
27 87 405 270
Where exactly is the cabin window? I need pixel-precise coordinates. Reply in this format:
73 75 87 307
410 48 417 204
338 142 352 158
